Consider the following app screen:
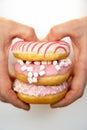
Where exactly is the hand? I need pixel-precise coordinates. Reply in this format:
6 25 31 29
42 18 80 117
44 16 87 108
0 17 38 110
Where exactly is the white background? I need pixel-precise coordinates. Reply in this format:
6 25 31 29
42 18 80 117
0 0 87 130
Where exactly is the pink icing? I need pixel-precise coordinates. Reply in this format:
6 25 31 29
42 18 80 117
14 62 70 77
13 79 68 96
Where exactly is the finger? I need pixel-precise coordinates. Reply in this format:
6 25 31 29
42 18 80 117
6 90 30 110
0 82 30 110
43 24 69 41
44 19 79 41
1 92 30 111
10 20 38 41
0 54 29 110
51 88 82 108
51 78 85 108
51 62 87 108
0 67 30 110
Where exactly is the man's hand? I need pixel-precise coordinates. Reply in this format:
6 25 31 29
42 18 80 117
43 16 87 108
0 17 38 110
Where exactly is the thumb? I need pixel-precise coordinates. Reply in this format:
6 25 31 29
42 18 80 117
44 20 76 41
10 20 38 41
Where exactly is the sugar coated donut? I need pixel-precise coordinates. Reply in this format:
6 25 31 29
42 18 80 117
13 79 68 104
12 40 72 104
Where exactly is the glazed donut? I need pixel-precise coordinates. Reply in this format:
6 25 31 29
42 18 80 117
11 40 70 61
14 58 72 85
11 40 72 104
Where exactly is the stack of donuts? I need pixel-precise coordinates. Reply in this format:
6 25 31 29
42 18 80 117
12 40 72 104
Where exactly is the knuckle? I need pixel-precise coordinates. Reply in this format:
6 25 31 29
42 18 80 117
75 88 84 99
50 27 56 35
28 27 35 35
48 27 57 41
0 89 6 101
25 27 36 40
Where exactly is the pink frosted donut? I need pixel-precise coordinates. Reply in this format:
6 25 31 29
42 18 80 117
11 40 70 61
13 79 69 104
14 58 72 85
11 40 72 104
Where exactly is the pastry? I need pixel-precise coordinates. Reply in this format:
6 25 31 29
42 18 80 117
12 40 72 104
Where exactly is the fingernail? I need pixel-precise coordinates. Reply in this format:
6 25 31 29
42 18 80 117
24 105 30 111
50 104 58 108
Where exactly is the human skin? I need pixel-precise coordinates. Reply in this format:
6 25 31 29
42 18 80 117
43 16 87 108
0 16 87 110
0 17 38 110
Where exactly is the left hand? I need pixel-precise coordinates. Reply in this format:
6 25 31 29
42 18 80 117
43 17 87 108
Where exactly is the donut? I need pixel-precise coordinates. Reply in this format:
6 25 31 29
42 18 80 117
14 79 68 104
11 40 70 61
14 58 72 85
12 40 72 104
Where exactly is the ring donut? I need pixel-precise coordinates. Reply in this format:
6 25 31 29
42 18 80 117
12 40 72 104
14 79 68 104
12 40 70 61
